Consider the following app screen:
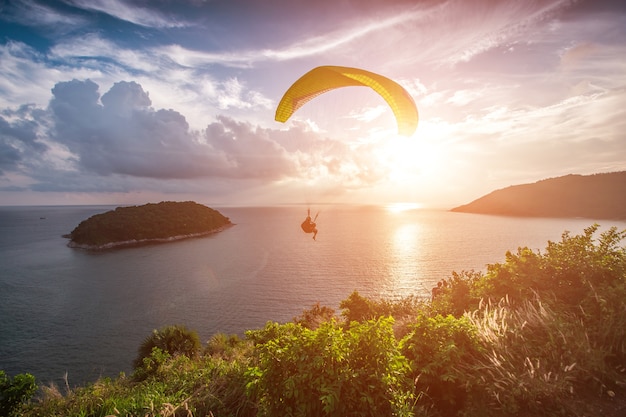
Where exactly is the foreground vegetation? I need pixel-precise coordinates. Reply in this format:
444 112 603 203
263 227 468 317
4 224 626 416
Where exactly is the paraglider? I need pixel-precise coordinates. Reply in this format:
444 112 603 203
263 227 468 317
301 208 318 240
275 65 418 136
277 66 418 239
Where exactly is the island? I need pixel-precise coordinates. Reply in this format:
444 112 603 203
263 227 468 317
451 171 626 219
65 201 232 250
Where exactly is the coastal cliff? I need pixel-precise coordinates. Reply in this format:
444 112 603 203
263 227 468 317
451 171 626 219
65 201 232 249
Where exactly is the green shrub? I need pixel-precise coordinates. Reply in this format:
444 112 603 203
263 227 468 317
340 290 424 326
133 325 201 377
293 302 336 329
432 225 626 316
430 270 482 317
400 314 482 415
204 332 245 357
340 290 376 322
0 370 37 417
247 318 415 417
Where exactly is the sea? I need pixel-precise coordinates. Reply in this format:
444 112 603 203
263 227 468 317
1 204 625 387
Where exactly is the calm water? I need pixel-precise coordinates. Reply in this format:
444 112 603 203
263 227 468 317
1 205 624 386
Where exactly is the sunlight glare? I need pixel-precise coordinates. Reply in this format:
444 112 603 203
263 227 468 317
376 118 451 188
386 202 423 213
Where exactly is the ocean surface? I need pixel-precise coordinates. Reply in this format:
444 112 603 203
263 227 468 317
1 204 625 387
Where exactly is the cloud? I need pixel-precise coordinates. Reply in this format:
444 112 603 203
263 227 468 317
63 0 190 28
446 89 482 106
0 105 48 175
439 85 626 185
216 78 272 110
42 35 274 126
203 116 296 179
0 0 88 31
49 34 161 73
560 42 599 68
0 78 390 196
47 79 286 180
152 11 425 68
0 42 57 108
260 10 428 62
362 0 574 70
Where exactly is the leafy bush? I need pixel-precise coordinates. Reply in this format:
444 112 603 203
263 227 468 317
432 225 626 315
205 332 245 357
400 314 482 415
430 270 482 317
133 325 202 377
293 302 336 329
340 290 424 327
0 370 37 417
339 291 376 322
247 318 415 417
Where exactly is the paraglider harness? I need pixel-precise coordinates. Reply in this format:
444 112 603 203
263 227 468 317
301 209 318 238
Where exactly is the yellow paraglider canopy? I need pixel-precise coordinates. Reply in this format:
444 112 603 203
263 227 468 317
275 65 418 136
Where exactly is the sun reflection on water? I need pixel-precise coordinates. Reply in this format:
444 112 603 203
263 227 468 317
383 220 426 298
393 223 419 255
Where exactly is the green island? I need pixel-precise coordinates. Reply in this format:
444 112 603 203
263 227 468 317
64 201 232 249
3 225 626 417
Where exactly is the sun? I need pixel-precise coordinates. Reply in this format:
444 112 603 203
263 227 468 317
377 130 446 184
363 118 453 206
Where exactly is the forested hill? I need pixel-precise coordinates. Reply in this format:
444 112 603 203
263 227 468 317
451 171 626 219
66 201 232 249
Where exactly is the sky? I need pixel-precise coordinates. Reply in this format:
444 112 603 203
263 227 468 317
0 0 625 208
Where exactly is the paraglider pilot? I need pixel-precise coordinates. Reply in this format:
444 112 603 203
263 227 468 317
301 208 318 240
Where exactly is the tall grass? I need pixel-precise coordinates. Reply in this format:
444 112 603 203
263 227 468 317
465 297 604 415
21 340 255 417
